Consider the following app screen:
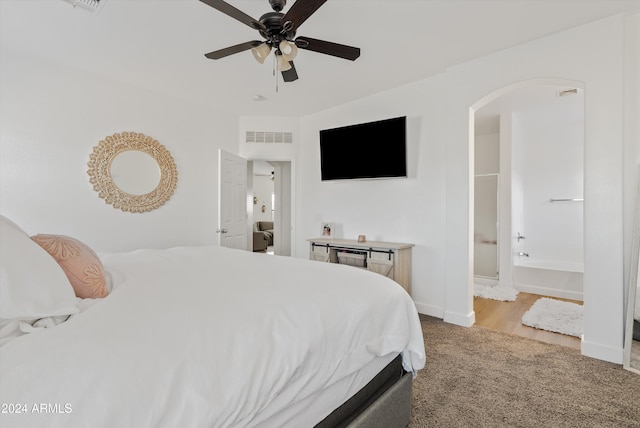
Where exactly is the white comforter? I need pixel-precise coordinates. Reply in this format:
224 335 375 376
0 246 425 428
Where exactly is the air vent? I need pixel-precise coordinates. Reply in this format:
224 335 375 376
246 131 293 144
62 0 107 13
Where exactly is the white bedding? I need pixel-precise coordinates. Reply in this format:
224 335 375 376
0 245 425 428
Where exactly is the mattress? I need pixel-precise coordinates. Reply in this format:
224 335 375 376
259 352 398 427
0 245 425 427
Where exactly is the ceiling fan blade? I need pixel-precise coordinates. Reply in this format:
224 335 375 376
205 41 262 60
281 62 299 82
295 37 361 61
281 0 327 32
199 0 266 31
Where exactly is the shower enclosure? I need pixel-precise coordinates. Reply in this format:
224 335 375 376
474 174 499 279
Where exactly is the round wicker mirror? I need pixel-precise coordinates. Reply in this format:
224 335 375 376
87 132 178 213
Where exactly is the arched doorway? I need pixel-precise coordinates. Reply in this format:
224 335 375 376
469 78 585 345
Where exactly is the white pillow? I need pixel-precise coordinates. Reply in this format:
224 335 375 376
0 219 79 321
0 215 29 236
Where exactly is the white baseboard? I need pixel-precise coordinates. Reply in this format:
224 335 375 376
414 302 444 319
581 338 624 364
443 310 475 327
474 277 498 286
414 301 475 327
515 283 583 301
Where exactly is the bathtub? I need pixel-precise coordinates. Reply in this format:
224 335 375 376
513 258 583 301
514 259 584 273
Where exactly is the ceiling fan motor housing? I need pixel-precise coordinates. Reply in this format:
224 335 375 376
259 12 296 44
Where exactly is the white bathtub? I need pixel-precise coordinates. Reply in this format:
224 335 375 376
513 259 584 273
513 258 583 301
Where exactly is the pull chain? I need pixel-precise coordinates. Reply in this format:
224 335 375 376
273 54 279 93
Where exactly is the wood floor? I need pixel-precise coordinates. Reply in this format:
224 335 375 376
474 292 582 350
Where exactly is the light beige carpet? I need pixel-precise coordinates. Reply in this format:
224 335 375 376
410 315 640 427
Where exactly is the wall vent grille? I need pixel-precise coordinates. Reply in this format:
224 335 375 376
246 131 293 144
62 0 107 13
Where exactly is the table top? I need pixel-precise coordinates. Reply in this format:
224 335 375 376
308 237 414 250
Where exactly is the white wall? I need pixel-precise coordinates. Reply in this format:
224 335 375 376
474 132 499 175
298 75 449 318
623 13 640 319
239 116 298 255
513 95 584 266
296 14 638 363
452 14 634 363
0 50 239 252
239 116 299 161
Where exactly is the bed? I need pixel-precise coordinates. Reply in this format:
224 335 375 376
0 215 426 428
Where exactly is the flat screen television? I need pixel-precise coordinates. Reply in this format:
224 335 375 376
319 116 407 181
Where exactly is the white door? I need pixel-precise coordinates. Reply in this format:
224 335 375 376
218 150 248 250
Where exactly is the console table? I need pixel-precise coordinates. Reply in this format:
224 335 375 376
307 238 414 294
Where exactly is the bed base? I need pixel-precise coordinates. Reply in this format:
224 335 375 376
315 355 412 428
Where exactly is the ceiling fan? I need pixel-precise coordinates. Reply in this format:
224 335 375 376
199 0 361 82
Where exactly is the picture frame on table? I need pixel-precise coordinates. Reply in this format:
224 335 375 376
321 223 334 238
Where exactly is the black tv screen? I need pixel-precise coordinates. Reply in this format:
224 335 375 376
319 116 407 181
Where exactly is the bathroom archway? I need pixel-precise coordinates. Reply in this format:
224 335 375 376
469 78 585 346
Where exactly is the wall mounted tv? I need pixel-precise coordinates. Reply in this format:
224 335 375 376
319 116 407 181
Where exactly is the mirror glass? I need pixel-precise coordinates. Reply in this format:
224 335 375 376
624 170 640 374
110 150 161 195
625 255 640 373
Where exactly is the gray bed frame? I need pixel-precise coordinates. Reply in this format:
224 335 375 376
315 354 413 428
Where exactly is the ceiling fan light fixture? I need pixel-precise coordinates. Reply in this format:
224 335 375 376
281 42 298 61
251 43 272 64
279 40 293 55
276 54 292 72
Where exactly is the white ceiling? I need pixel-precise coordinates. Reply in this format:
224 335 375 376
1 0 638 117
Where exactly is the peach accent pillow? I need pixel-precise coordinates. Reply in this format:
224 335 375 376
31 234 108 299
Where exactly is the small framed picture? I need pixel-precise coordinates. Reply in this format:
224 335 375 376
321 223 334 238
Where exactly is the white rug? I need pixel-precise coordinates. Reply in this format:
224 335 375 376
474 282 519 302
521 297 583 337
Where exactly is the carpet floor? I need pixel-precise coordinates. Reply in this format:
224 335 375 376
409 315 640 427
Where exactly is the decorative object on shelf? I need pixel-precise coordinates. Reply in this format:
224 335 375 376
321 223 334 238
87 132 178 213
358 235 366 243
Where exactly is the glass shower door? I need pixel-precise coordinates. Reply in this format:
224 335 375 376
474 174 499 279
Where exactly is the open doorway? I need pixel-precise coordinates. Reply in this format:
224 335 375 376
251 160 275 254
472 82 585 348
248 160 292 256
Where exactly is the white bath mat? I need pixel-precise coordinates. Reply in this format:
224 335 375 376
521 297 583 337
474 282 519 302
